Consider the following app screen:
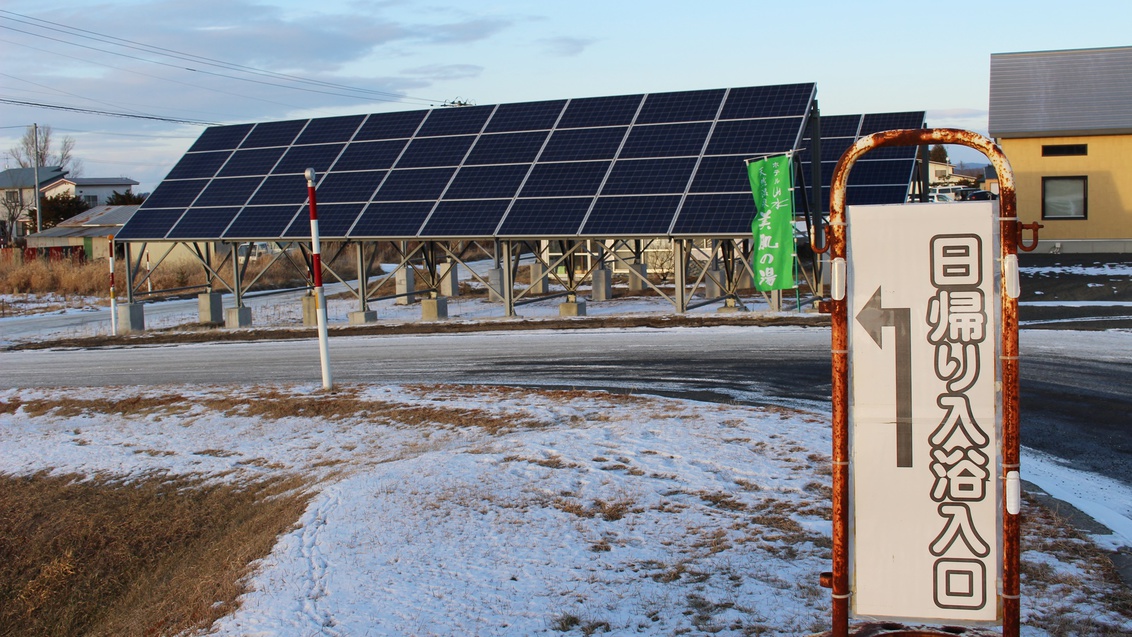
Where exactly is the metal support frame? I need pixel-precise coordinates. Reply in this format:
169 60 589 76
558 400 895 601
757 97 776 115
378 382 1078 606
820 128 1022 637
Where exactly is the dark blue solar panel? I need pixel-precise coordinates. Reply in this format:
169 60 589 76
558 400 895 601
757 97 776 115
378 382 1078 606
348 201 434 238
195 177 263 207
485 100 566 133
540 127 627 162
580 195 682 236
317 170 386 203
619 122 712 158
143 180 209 208
166 207 239 239
847 185 909 206
354 111 426 140
419 199 510 237
797 161 837 188
670 193 757 235
397 136 475 168
520 161 610 197
187 124 252 152
600 158 697 195
217 147 285 177
273 144 344 175
814 115 862 138
689 155 752 193
333 139 407 171
465 131 548 165
294 114 365 145
706 118 804 155
166 151 229 180
720 83 814 120
557 94 643 128
283 203 362 239
224 205 303 239
497 198 591 236
373 168 455 201
240 119 307 148
114 208 184 240
863 146 919 160
860 112 925 135
416 105 494 137
636 89 725 124
807 137 856 163
443 164 529 200
249 175 310 205
849 159 916 185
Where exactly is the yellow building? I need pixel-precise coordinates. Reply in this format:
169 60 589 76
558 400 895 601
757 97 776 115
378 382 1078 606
989 46 1132 253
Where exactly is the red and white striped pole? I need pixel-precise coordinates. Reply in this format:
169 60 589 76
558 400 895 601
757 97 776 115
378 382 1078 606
305 168 333 389
108 234 118 335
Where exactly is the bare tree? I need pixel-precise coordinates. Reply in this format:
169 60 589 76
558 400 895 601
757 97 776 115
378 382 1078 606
1 191 25 247
7 125 84 176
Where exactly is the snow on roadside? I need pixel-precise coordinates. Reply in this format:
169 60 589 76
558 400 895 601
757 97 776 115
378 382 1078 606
1 383 1130 635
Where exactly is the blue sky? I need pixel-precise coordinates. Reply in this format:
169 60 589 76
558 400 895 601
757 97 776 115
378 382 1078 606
2 0 1129 192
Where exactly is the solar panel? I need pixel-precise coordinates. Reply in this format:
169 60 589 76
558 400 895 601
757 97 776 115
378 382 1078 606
122 83 827 241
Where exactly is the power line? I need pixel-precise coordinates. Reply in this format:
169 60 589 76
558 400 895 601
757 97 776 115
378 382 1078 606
0 98 218 125
0 10 443 106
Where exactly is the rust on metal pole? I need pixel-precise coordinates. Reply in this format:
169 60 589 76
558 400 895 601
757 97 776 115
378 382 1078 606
821 128 1021 637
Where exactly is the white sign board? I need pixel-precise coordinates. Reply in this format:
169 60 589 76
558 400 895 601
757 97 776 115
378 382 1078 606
847 202 1001 623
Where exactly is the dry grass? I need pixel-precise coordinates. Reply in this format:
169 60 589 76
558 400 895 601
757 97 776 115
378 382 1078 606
0 249 348 299
0 470 311 637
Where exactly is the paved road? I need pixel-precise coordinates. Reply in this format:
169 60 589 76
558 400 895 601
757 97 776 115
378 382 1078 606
1 325 1128 488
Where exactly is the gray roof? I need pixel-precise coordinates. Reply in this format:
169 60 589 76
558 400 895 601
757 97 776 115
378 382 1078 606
45 176 139 188
0 166 66 189
59 205 139 227
990 46 1132 138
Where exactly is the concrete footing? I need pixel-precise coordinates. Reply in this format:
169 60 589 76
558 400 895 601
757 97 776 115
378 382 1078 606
116 303 145 334
225 306 252 328
348 310 377 325
717 298 744 313
627 263 648 291
198 292 223 324
396 268 416 305
421 297 449 321
590 269 613 301
302 294 319 326
705 269 724 298
527 262 548 294
487 268 504 302
559 300 587 316
440 261 460 297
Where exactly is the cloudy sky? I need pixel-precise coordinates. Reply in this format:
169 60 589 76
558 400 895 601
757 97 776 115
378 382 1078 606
2 0 1129 193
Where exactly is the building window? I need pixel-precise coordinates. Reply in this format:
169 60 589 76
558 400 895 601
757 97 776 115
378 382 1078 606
1042 144 1087 157
82 195 99 207
4 190 18 205
1042 176 1087 220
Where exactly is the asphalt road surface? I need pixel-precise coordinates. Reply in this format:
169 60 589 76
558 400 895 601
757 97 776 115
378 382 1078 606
1 325 1129 489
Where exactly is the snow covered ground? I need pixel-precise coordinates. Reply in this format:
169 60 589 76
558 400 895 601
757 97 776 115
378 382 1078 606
2 260 1131 635
2 343 1131 635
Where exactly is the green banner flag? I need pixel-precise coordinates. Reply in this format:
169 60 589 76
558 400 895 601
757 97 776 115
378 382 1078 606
747 153 796 291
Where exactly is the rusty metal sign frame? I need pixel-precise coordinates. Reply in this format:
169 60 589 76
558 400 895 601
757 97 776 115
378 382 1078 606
818 128 1023 637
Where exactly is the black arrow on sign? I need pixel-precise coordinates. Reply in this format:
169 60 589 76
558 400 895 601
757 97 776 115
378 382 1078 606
856 286 913 468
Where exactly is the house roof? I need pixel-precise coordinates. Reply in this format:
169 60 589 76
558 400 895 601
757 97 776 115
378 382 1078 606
990 46 1132 138
58 205 139 228
42 176 140 191
0 167 66 189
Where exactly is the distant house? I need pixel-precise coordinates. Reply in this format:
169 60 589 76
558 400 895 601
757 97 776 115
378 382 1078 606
0 166 66 244
25 205 139 260
41 176 140 208
989 45 1132 253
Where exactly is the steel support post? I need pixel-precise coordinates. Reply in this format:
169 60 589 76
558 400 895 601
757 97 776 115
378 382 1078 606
502 240 516 316
356 242 369 312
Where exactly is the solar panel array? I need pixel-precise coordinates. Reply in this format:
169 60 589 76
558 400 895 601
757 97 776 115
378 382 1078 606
118 83 818 242
800 111 926 212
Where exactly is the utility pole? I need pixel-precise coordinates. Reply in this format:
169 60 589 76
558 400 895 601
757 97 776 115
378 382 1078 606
33 123 42 233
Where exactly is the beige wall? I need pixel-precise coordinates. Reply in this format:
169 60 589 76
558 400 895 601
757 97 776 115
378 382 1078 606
1000 134 1132 242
